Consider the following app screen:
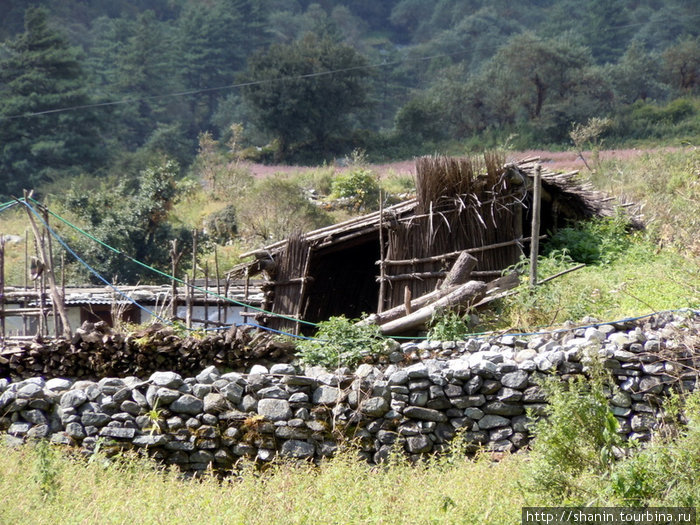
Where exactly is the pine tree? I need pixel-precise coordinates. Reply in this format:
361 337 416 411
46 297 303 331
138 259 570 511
0 7 103 199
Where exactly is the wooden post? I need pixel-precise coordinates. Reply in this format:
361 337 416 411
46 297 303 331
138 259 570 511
295 246 313 335
185 274 192 329
529 164 542 287
44 209 60 337
170 239 183 320
204 262 209 330
377 191 386 313
0 235 5 345
23 228 28 335
22 195 72 338
214 246 222 324
189 229 198 329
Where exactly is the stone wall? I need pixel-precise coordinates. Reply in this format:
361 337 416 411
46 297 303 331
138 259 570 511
0 311 698 471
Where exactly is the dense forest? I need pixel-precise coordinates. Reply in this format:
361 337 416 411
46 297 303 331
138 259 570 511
0 0 698 199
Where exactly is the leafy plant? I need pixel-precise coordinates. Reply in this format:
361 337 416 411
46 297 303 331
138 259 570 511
33 440 60 502
296 316 386 369
527 360 625 502
331 168 381 212
427 309 473 341
544 214 632 265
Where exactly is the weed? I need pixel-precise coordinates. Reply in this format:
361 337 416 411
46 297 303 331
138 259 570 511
526 359 625 502
33 440 60 502
295 316 386 369
427 309 473 341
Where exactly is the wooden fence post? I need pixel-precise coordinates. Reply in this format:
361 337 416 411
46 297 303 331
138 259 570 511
529 164 542 287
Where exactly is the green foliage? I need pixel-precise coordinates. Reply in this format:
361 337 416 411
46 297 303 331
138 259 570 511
62 158 196 283
0 7 104 200
527 362 625 501
33 440 60 502
544 214 631 265
296 316 386 368
203 205 237 243
236 177 332 243
331 168 380 211
240 32 369 163
606 391 700 507
427 310 473 341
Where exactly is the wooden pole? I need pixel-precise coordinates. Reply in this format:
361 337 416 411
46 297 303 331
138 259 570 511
23 228 28 335
204 262 209 330
189 229 197 329
0 235 5 345
44 209 60 337
529 164 542 288
170 239 183 320
214 245 222 324
377 191 386 313
185 274 192 330
22 194 72 338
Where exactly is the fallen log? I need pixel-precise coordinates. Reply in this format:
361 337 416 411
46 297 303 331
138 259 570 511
379 280 487 335
439 252 477 290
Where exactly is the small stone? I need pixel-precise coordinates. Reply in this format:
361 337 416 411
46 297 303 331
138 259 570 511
312 386 341 405
406 434 432 453
195 366 221 384
149 371 183 389
170 395 203 415
477 414 510 429
203 393 229 414
258 399 292 421
281 439 315 459
99 427 136 439
133 435 168 447
500 370 529 390
361 397 389 417
249 364 269 375
65 422 86 439
45 378 72 392
403 406 448 422
60 389 88 409
270 363 296 375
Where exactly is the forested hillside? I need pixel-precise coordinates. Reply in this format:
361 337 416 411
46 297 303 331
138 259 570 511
0 0 698 200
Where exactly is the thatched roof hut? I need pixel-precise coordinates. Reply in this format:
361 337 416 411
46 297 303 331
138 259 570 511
237 154 627 333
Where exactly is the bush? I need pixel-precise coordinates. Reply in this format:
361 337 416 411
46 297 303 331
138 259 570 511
295 316 386 368
331 168 380 211
427 309 473 341
544 214 632 265
204 205 237 243
527 362 624 502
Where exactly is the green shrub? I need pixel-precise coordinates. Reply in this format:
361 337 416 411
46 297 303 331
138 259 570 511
427 309 473 341
544 214 631 265
331 168 380 211
296 316 386 368
204 204 237 242
607 391 700 507
527 362 624 502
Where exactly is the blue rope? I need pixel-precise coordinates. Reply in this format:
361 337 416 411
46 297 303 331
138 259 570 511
21 200 172 325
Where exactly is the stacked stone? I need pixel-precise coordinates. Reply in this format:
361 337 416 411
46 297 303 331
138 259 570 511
0 311 697 471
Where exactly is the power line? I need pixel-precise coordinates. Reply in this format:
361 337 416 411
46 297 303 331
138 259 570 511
0 48 474 121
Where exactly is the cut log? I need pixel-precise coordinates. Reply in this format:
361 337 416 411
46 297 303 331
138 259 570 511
440 252 477 290
379 280 487 335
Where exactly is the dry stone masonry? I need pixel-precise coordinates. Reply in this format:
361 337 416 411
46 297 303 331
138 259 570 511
0 311 698 471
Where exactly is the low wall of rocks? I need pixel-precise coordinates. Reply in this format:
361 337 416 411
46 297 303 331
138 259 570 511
0 311 698 470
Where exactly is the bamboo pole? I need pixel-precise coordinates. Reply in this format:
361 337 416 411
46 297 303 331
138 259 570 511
529 165 542 288
23 228 28 335
295 246 313 335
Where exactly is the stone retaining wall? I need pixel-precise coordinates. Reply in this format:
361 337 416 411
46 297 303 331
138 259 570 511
0 311 698 470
